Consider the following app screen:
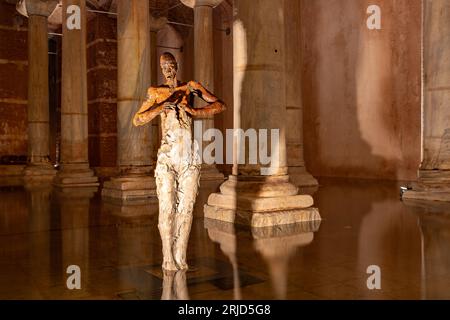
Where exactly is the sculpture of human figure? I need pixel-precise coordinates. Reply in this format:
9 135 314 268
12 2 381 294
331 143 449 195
133 52 226 271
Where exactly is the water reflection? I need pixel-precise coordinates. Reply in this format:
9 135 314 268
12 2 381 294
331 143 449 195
404 200 450 299
205 219 321 299
253 221 320 299
161 270 189 300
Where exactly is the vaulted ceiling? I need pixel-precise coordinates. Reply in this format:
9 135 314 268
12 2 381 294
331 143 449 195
10 0 232 36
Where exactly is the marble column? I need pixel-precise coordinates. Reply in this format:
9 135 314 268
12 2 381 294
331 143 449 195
181 0 224 181
54 0 99 188
403 1 450 201
17 0 58 181
149 16 167 164
205 0 320 227
102 0 156 200
284 0 318 187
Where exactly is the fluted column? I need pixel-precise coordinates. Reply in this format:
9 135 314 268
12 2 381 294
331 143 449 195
403 1 450 201
284 0 318 187
54 0 98 188
181 0 224 181
17 0 58 181
205 0 320 227
102 0 156 200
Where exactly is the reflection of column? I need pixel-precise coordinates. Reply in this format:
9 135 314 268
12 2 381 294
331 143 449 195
403 1 450 201
25 184 52 292
205 219 242 300
114 215 155 298
181 0 224 181
206 219 320 299
54 0 99 188
102 0 155 201
57 188 94 297
17 0 58 181
402 199 450 300
149 16 167 165
284 0 317 187
205 0 320 227
252 222 319 299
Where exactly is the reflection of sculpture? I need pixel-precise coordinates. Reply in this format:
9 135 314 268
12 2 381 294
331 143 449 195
133 53 226 270
161 270 190 300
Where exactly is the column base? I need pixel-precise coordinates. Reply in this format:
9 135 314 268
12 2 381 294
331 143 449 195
402 170 450 202
200 164 225 181
102 175 157 200
205 175 321 228
288 166 318 187
0 165 25 186
54 164 99 188
23 163 56 182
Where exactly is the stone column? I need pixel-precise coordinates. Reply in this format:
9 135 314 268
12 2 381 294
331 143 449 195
284 0 317 187
205 0 320 227
17 0 58 181
149 16 167 164
54 0 99 188
403 1 450 201
181 0 224 181
102 0 156 200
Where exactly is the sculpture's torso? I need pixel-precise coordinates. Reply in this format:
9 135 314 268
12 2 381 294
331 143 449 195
156 86 201 174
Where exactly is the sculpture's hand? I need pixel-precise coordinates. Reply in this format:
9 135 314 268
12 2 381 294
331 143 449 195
185 81 227 118
162 101 176 110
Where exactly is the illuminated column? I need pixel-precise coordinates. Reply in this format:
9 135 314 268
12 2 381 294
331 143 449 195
284 0 318 187
102 0 156 200
17 0 58 181
181 0 224 181
54 0 99 188
205 0 320 227
403 1 450 201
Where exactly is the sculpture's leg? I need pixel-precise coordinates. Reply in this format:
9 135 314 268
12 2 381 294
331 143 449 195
156 161 178 271
173 165 201 270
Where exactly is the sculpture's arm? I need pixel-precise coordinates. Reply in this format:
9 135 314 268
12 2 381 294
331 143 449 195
184 81 226 118
133 88 164 127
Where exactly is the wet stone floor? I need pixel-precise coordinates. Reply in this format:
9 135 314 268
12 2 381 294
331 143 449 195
0 178 449 300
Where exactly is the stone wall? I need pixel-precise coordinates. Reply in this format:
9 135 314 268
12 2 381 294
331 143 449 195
301 0 422 181
0 0 28 162
86 14 118 176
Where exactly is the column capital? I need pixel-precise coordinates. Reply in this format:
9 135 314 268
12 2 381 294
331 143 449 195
150 15 168 32
180 0 224 9
16 0 59 18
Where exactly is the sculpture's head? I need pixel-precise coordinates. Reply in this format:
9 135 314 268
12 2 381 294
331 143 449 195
160 52 178 82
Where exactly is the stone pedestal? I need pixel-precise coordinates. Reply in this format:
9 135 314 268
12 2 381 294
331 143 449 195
102 0 155 200
54 0 99 189
284 0 317 187
205 0 320 227
402 1 450 202
181 0 224 181
17 0 59 181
